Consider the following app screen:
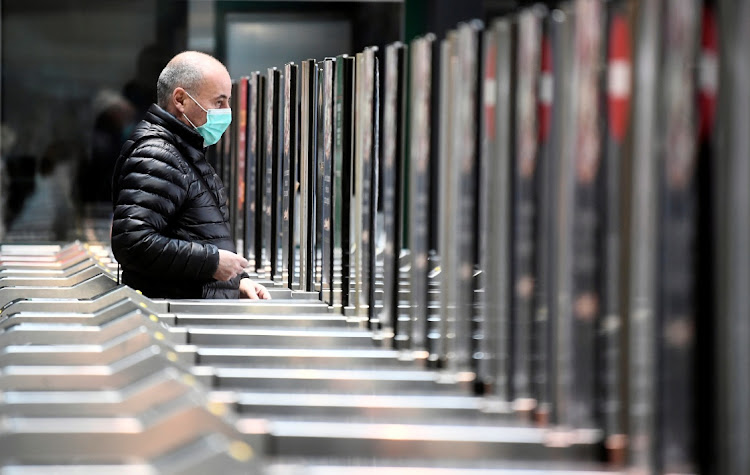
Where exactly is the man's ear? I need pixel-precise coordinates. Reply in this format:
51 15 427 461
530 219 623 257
173 87 187 114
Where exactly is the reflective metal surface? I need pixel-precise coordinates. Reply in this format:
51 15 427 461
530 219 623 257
2 1 738 470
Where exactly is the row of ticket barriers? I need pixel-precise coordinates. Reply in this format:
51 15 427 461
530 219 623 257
2 0 749 472
0 243 612 473
207 0 748 473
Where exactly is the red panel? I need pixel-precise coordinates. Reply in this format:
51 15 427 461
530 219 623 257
607 14 631 143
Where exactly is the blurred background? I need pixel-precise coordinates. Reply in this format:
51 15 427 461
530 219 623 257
0 0 528 241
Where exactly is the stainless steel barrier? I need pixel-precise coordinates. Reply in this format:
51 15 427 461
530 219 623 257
0 243 263 474
3 0 736 471
0 241 607 472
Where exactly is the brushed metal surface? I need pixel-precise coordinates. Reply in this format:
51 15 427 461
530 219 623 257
186 327 377 348
213 367 471 393
167 300 331 315
0 275 118 308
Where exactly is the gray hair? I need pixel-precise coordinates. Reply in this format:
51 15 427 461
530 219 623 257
156 55 204 108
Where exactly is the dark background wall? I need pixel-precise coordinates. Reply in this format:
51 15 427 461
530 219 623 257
1 0 159 157
0 0 185 237
0 0 532 241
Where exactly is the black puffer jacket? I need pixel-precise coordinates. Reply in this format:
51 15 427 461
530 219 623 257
111 104 244 299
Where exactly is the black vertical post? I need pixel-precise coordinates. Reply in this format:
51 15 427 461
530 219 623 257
320 58 336 305
382 42 407 340
254 74 266 275
334 55 355 308
283 63 299 289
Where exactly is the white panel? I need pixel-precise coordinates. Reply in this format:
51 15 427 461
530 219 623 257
226 14 352 78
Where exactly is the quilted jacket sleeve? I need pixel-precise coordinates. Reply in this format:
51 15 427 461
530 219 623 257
111 140 220 282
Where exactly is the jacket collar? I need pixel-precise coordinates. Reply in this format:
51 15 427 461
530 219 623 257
144 103 205 152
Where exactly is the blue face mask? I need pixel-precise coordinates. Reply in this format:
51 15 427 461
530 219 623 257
183 91 232 147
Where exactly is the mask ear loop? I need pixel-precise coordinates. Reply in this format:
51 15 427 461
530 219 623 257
184 90 208 112
182 90 206 129
183 113 198 129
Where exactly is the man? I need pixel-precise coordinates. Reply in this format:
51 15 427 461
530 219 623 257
111 51 269 300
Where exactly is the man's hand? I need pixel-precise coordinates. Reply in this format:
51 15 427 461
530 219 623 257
239 278 271 300
213 249 249 281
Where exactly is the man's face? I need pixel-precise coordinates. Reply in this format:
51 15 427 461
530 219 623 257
181 65 232 127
